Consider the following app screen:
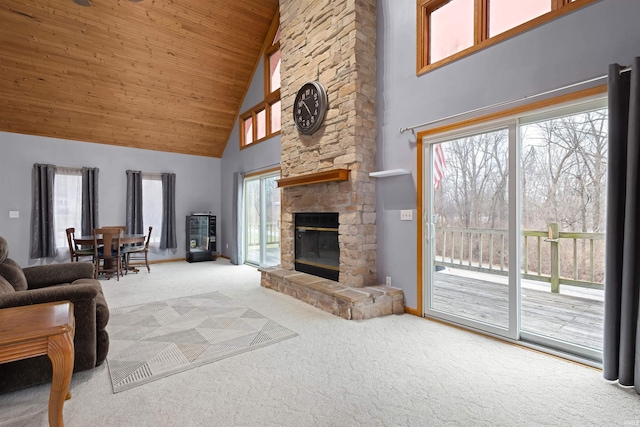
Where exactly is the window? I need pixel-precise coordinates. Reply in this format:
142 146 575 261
418 0 597 74
270 100 281 133
239 14 281 149
53 168 82 248
267 25 281 93
142 174 162 244
488 0 550 37
429 0 474 64
243 116 254 145
256 108 267 140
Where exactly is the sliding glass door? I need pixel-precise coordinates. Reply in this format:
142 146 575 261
423 98 606 361
518 104 606 359
424 122 519 339
244 171 281 267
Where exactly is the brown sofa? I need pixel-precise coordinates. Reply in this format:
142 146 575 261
0 236 110 394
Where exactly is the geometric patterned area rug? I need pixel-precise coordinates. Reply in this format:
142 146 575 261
106 292 298 393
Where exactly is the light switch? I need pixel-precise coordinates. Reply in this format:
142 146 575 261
9 211 19 219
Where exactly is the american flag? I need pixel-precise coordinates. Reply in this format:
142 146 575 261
433 143 446 189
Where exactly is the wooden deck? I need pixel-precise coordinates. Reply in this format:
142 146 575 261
431 271 603 350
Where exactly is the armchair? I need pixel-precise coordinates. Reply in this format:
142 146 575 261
0 236 110 394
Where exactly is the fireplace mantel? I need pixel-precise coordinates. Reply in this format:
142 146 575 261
276 169 350 188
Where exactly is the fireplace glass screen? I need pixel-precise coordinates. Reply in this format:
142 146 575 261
295 213 339 281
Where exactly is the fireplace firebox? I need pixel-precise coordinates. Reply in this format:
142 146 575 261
294 213 339 281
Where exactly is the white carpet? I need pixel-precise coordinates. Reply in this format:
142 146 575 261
0 259 638 426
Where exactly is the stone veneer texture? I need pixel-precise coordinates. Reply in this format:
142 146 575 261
279 0 377 287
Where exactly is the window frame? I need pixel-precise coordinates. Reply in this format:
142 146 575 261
240 13 281 150
417 0 598 75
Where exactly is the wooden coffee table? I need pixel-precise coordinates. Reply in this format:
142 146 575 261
0 301 75 427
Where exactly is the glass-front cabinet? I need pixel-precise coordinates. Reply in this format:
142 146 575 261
186 214 216 262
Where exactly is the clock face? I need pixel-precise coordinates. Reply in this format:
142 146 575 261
293 81 328 135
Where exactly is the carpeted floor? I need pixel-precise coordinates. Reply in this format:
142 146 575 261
0 259 639 426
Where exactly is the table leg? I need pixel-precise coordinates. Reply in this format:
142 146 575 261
47 331 74 427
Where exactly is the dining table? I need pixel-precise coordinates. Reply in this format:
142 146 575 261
74 234 146 247
74 234 147 277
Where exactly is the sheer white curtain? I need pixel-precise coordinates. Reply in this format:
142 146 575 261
53 167 82 249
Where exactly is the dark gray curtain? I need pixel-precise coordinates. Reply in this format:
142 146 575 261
160 173 177 249
126 170 143 235
231 172 245 265
30 164 56 259
603 57 640 394
81 167 99 236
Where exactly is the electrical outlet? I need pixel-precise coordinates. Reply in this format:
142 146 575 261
400 210 413 221
385 276 391 286
226 243 229 249
9 211 19 219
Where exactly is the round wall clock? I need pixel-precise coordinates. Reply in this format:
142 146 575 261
293 81 328 135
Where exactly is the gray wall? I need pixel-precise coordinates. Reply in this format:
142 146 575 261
220 55 282 260
0 131 220 267
376 0 640 309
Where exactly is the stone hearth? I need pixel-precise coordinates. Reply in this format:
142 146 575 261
259 267 404 320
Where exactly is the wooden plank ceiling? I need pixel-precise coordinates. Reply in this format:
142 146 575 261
0 0 278 158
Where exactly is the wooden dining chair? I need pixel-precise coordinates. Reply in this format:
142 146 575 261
92 228 123 281
101 226 127 267
65 227 94 262
124 226 153 273
101 225 127 235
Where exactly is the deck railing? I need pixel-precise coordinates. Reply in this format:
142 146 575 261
247 222 280 247
434 223 605 293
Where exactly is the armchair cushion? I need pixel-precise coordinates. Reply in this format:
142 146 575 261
0 276 13 294
23 262 95 289
0 258 27 291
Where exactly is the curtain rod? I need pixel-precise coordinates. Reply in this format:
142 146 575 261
399 66 632 135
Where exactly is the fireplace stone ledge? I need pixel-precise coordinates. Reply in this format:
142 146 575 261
259 267 405 320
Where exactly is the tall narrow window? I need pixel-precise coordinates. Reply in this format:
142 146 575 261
243 116 254 146
53 168 82 248
142 174 162 244
268 49 281 93
271 100 282 133
256 109 267 140
266 24 281 94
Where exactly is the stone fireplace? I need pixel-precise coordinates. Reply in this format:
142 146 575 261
294 212 340 281
259 0 404 319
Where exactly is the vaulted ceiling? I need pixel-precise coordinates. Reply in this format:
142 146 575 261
0 0 279 158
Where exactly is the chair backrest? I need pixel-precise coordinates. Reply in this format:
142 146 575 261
101 225 126 236
93 228 122 261
144 226 153 249
65 227 76 262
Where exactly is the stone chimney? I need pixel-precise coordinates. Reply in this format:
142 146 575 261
277 0 377 287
